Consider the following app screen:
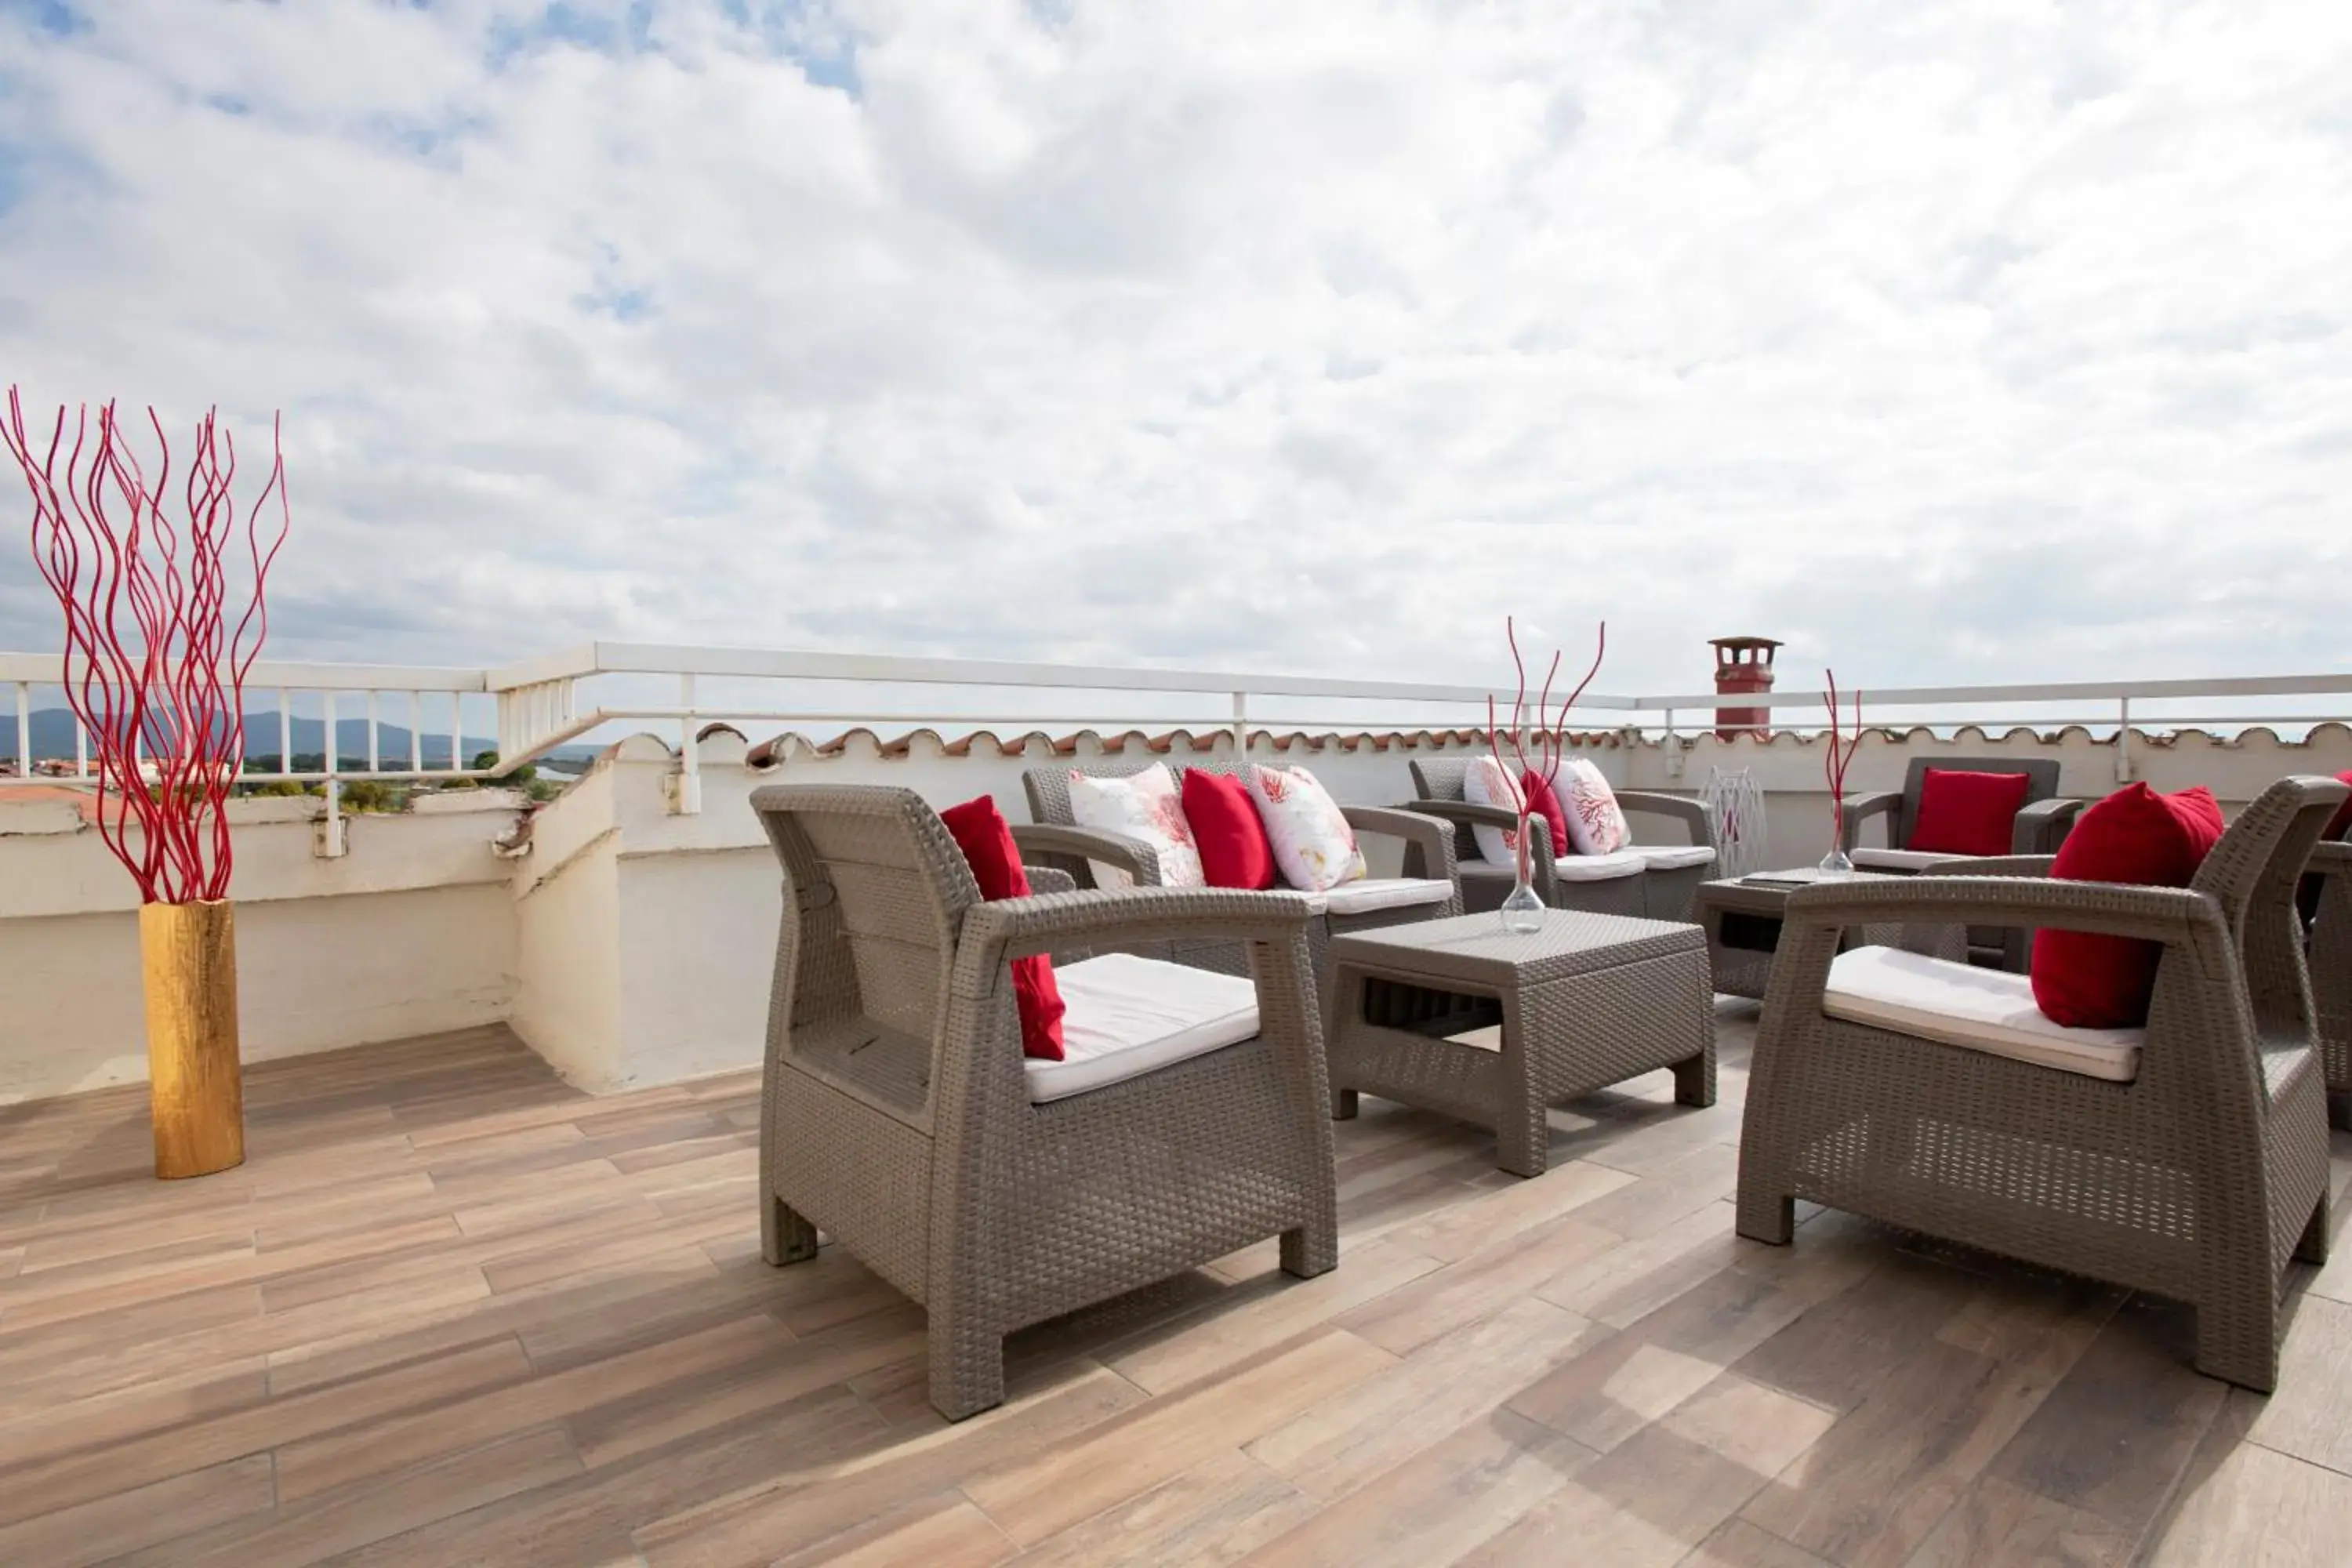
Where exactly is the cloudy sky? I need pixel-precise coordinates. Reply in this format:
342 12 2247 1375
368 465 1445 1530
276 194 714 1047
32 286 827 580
0 0 2347 703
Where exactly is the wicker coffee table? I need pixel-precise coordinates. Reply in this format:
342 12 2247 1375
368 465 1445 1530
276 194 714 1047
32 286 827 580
1695 870 1962 1000
1327 909 1715 1178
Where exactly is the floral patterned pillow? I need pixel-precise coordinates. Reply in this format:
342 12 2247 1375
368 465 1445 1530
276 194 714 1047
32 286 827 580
1559 757 1631 855
1462 754 1528 866
1245 765 1367 892
1067 762 1205 888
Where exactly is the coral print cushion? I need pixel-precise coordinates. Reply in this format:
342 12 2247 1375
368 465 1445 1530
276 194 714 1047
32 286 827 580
1463 754 1526 866
1559 758 1630 855
1246 765 1368 892
1066 763 1205 888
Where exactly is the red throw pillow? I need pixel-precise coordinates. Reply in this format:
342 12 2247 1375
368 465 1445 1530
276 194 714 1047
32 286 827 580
1907 768 2034 858
1182 769 1276 890
939 796 1066 1061
2030 784 2225 1029
2329 769 2352 841
1520 768 1570 858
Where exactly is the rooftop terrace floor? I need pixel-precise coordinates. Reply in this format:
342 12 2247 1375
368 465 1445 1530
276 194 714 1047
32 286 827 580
3 1013 2350 1566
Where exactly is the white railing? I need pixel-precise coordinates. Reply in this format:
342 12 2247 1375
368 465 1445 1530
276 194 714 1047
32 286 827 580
7 643 2351 817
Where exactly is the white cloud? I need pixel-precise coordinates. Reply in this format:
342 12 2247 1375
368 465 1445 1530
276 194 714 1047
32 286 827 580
1 0 2348 702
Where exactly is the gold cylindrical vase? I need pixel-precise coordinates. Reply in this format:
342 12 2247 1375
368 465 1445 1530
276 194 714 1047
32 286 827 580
140 899 246 1179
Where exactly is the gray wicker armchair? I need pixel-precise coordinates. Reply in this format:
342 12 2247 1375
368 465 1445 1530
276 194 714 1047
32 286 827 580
1404 757 1719 922
1016 760 1462 984
1838 757 2085 971
2310 839 2351 1127
751 784 1339 1421
1738 775 2348 1391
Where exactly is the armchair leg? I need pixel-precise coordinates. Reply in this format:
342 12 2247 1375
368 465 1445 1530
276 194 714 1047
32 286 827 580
1331 1087 1359 1120
2297 1193 2332 1266
2194 1302 2281 1395
762 1194 819 1266
1280 1221 1337 1279
929 1313 1007 1421
1672 1052 1715 1108
1736 1142 1795 1245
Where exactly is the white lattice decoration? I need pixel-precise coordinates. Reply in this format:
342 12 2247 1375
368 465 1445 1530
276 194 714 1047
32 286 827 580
1703 766 1769 879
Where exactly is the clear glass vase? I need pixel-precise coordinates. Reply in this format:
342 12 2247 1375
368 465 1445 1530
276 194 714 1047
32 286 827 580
1818 804 1853 877
1501 817 1547 931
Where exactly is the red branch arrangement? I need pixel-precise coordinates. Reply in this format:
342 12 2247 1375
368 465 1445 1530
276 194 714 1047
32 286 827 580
1823 669 1864 851
1488 616 1606 872
2 390 289 904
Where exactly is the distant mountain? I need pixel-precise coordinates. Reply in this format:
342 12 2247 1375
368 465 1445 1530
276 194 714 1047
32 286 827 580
2 709 601 771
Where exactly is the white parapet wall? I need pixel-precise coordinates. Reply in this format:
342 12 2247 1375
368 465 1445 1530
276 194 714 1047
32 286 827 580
5 721 2347 1105
0 791 526 1105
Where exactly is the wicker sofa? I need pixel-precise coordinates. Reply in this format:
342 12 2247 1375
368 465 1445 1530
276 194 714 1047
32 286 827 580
750 783 1340 1421
1737 774 2348 1391
1016 759 1462 986
1404 757 1719 922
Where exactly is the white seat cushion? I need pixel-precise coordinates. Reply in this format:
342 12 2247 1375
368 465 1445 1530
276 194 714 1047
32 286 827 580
1551 849 1647 884
1025 953 1260 1104
1851 847 1976 873
1318 877 1454 916
1823 946 2143 1083
1631 844 1716 873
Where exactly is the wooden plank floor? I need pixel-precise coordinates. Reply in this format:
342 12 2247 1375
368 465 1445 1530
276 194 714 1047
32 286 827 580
4 1009 2351 1566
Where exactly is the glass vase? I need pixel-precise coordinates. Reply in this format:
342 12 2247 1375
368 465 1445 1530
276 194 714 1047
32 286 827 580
1818 802 1853 877
1501 815 1547 931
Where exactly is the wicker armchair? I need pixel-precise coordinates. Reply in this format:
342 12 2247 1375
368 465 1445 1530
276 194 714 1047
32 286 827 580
1016 760 1462 984
1838 757 2085 971
752 784 1339 1421
2310 839 2351 1126
1738 775 2348 1391
1404 757 1719 922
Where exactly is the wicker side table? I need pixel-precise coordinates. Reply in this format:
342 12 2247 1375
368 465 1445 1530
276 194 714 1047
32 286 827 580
1695 872 1963 1000
1327 909 1715 1178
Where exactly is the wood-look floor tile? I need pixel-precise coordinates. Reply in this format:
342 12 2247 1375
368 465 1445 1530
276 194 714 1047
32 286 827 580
967 1329 1398 1547
2237 1290 2352 1477
1463 1420 1773 1568
635 1367 1145 1565
1247 1296 1606 1500
1233 1409 1595 1568
1902 1473 2133 1567
0 1453 275 1567
1009 1448 1316 1568
2144 1441 2352 1566
771 1492 1016 1568
1102 1240 1436 1396
1740 1339 2054 1568
1682 1519 1835 1568
1980 1293 2226 1536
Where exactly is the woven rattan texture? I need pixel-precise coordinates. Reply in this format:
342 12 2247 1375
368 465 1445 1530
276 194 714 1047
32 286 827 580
1327 916 1715 1177
1737 775 2350 1392
1406 758 1718 921
751 783 1341 1420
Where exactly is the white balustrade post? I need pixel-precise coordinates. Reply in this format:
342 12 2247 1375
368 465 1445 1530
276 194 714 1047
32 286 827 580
317 690 348 858
13 681 27 779
2116 698 2133 783
1663 706 1681 779
1231 692 1247 757
673 673 702 815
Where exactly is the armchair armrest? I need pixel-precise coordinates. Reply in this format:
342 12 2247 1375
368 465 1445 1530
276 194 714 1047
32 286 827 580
1838 791 1901 853
1399 800 1555 902
1615 790 1715 850
1008 822 1163 887
1026 866 1078 896
1920 854 2059 879
1784 875 2218 948
1341 804 1459 885
2013 797 2085 855
951 887 1323 1012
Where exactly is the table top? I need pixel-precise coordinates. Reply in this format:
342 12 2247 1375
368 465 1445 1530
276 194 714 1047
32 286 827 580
1329 908 1704 986
1695 869 1900 914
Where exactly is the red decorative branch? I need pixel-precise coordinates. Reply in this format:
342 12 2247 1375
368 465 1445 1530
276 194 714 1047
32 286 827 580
1490 616 1606 876
3 391 289 904
1823 669 1864 851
